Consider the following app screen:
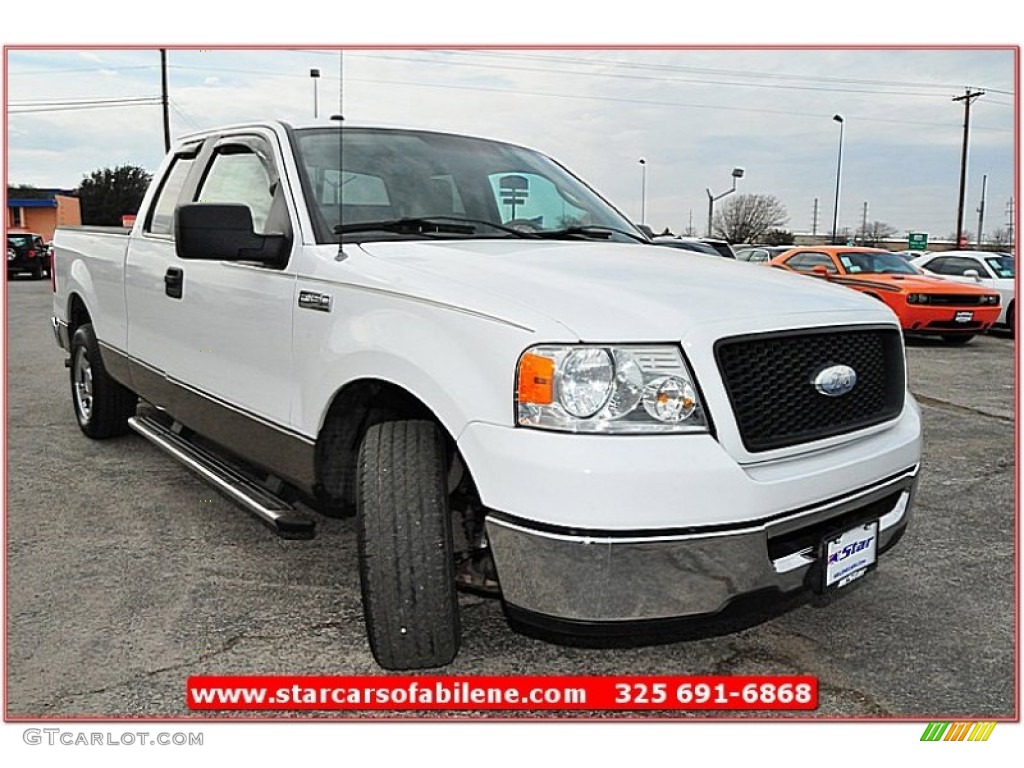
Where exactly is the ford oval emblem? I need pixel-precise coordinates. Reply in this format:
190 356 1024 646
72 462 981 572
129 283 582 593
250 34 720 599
813 364 857 397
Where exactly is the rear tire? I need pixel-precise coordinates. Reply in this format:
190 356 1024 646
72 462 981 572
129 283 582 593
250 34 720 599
70 323 137 438
356 420 460 670
941 334 975 345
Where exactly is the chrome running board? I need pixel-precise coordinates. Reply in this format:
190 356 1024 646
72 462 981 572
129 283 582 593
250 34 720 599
128 415 316 539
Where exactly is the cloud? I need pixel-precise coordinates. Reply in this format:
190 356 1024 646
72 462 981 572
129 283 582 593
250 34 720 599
5 47 1015 237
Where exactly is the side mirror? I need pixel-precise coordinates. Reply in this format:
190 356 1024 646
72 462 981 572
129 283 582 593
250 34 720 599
963 269 981 281
175 203 288 263
811 265 831 277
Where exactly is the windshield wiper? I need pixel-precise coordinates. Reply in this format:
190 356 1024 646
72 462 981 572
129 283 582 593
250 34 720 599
532 225 649 243
334 217 537 239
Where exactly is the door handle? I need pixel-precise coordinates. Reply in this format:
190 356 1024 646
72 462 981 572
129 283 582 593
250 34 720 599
165 267 184 299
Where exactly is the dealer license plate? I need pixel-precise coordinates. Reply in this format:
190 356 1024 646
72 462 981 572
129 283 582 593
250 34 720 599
954 311 973 323
823 521 878 590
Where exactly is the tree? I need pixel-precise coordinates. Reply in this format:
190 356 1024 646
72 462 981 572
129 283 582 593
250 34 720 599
858 220 896 246
762 229 795 246
712 194 788 244
7 185 54 200
77 165 152 226
989 227 1013 250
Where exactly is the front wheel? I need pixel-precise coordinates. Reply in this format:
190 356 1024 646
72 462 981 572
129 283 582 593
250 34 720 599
356 420 460 670
70 323 137 438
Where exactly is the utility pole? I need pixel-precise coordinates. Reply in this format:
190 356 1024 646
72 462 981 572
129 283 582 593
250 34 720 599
812 197 819 237
160 49 170 153
953 88 984 247
1007 197 1015 247
861 201 868 244
975 174 987 249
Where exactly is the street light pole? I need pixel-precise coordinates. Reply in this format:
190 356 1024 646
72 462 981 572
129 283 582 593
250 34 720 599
706 167 745 237
310 68 321 119
638 158 647 226
830 114 845 245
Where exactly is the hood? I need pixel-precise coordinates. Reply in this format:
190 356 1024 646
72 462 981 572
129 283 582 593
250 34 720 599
356 239 894 340
833 272 998 294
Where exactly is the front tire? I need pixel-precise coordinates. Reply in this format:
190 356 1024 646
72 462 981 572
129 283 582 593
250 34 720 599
356 420 460 670
70 323 137 438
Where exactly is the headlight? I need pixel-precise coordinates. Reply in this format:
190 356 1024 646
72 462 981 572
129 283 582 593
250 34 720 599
516 345 709 434
906 293 930 304
982 294 1000 305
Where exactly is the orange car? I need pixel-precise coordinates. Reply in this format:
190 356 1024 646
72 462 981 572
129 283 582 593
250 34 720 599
769 247 1000 343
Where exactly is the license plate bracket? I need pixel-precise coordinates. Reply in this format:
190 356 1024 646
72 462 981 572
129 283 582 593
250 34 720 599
819 520 879 592
954 310 974 323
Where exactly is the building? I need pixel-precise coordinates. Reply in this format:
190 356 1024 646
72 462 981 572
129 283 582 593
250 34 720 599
7 192 81 242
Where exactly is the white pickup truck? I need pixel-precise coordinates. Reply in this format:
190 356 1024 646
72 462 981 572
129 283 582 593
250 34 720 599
53 121 922 670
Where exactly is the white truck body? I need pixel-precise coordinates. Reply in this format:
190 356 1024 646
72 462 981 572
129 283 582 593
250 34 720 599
53 121 921 669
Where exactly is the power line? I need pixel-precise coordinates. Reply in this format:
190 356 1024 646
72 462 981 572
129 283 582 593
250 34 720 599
9 95 161 107
10 101 162 115
340 74 1013 134
437 49 1017 95
346 51 1010 100
8 64 158 76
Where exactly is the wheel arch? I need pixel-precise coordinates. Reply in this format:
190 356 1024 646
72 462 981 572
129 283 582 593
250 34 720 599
313 377 466 513
67 292 92 340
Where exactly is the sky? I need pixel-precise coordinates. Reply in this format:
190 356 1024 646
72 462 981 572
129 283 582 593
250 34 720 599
5 46 1016 244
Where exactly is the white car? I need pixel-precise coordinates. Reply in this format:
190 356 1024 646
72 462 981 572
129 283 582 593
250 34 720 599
911 251 1015 330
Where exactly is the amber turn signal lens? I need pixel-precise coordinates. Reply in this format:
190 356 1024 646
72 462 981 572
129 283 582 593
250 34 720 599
517 353 555 405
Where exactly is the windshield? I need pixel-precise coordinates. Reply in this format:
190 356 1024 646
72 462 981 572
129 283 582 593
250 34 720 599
838 251 919 275
291 127 642 244
8 235 33 248
985 255 1014 278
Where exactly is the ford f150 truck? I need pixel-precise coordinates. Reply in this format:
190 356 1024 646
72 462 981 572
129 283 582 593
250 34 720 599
53 121 922 670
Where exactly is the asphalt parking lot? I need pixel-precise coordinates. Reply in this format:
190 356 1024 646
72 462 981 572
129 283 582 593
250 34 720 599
4 277 1016 719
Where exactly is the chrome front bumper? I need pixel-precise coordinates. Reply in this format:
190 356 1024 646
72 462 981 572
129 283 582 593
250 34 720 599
485 465 918 624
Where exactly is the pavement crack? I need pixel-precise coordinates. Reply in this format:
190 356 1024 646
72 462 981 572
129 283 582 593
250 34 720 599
912 393 1013 423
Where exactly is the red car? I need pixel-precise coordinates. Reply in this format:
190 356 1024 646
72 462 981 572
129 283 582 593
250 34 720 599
770 247 1000 344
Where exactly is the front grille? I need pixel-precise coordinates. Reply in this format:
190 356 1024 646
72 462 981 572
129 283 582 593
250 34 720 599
924 320 984 330
924 294 985 306
715 326 905 452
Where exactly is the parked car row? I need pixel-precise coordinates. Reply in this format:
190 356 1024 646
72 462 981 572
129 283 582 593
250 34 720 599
650 237 1014 344
769 247 1008 344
